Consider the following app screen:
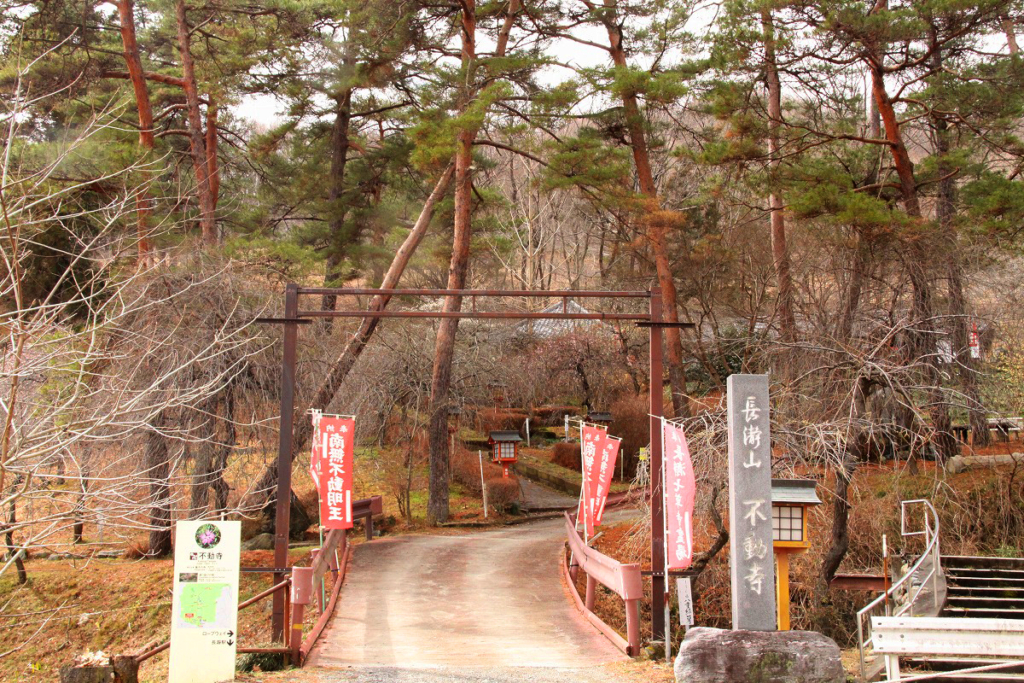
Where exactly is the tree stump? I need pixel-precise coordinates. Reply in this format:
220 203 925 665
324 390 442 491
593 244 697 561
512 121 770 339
60 666 114 683
60 656 138 683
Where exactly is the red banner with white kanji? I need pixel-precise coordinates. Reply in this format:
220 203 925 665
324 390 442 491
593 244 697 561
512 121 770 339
663 420 696 570
576 424 605 537
314 416 355 529
593 435 621 526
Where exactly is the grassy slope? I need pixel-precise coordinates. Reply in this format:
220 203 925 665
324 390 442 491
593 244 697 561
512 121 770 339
0 548 313 682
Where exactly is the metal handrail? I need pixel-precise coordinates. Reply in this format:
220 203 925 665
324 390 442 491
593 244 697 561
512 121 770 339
857 499 943 679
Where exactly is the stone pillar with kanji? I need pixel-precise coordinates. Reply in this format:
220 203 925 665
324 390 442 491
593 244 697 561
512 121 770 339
726 374 776 631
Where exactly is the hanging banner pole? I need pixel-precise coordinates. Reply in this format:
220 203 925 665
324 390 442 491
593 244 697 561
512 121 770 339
478 450 488 518
662 417 672 662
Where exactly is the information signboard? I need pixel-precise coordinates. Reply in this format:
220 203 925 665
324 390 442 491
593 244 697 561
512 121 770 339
168 520 241 683
677 577 694 626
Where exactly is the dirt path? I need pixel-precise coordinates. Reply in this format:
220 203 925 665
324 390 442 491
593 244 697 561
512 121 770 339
305 511 639 678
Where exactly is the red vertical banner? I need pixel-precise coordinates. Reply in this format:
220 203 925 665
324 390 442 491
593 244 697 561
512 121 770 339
577 424 604 537
663 421 696 570
316 416 355 530
593 436 621 526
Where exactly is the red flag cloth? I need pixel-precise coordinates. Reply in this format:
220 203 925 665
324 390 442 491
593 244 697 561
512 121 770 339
593 436 621 526
576 424 604 536
663 420 696 570
315 416 355 530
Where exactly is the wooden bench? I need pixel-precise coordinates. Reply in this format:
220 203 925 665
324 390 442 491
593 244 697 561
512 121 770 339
871 616 1024 681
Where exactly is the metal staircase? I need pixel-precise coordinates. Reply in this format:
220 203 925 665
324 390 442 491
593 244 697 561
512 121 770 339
942 556 1024 620
857 502 1024 682
858 500 945 681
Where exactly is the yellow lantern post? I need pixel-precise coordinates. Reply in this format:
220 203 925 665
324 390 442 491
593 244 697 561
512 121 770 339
771 479 822 630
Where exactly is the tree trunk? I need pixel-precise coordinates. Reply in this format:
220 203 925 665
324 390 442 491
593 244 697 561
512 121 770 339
248 167 454 515
114 0 154 265
321 87 355 317
426 0 522 525
146 418 172 557
838 71 883 342
821 457 856 585
205 97 219 211
838 239 868 342
212 389 235 513
1004 15 1020 54
174 0 217 245
599 2 689 418
426 114 476 525
762 9 797 346
4 475 27 584
868 57 956 461
930 34 989 447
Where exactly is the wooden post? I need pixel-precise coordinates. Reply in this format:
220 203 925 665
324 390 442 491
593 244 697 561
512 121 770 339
290 601 305 664
478 451 488 518
775 550 791 630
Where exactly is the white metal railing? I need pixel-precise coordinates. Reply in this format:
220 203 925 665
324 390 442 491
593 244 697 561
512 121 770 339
857 499 943 680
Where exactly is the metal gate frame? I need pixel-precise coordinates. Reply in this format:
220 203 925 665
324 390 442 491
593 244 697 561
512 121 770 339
264 284 689 645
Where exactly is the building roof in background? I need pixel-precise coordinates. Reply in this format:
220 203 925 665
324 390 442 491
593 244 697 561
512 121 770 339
512 300 614 339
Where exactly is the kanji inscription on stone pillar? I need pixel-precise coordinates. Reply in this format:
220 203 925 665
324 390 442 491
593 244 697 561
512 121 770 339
727 373 776 631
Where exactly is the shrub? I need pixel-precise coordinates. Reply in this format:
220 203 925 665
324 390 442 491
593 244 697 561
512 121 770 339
451 447 504 494
474 408 528 434
450 446 522 511
551 442 581 471
533 405 578 426
485 476 521 509
610 393 650 480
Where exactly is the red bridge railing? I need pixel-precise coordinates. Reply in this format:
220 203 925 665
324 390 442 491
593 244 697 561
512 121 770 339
562 512 643 656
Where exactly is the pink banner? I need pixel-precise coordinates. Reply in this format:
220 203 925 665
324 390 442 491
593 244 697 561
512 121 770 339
664 421 696 570
315 416 355 530
576 424 604 536
593 436 621 526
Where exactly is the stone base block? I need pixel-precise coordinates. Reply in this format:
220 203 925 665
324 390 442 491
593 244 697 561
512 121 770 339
674 627 845 683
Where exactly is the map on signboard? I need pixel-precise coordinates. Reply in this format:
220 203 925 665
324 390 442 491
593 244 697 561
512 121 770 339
176 583 233 629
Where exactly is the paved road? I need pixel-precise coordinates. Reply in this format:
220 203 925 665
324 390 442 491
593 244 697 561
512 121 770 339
305 511 639 676
518 476 577 511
